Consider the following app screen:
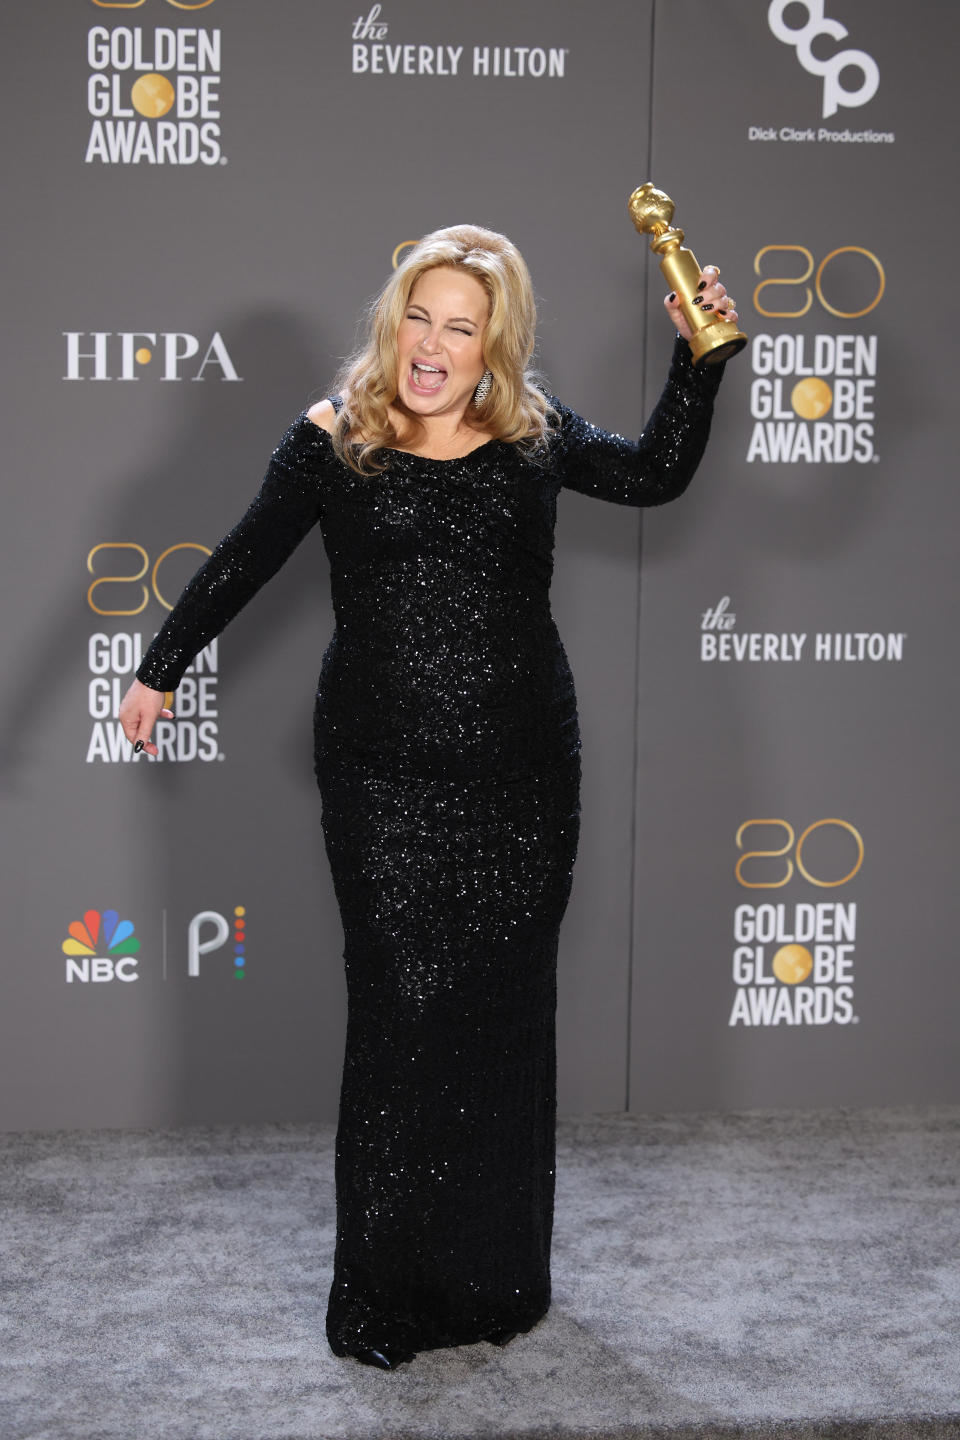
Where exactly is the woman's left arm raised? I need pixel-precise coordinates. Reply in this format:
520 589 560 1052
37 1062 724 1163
555 267 737 507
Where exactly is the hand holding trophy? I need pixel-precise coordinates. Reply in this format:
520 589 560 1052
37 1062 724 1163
628 182 748 366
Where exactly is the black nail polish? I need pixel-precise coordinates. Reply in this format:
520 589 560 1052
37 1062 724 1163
697 279 707 291
134 739 144 753
702 303 714 311
692 294 703 306
668 291 676 302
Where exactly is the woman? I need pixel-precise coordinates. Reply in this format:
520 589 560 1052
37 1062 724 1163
120 224 737 1369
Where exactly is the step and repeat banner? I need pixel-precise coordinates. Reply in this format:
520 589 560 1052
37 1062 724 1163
633 2 958 1110
1 1 955 1129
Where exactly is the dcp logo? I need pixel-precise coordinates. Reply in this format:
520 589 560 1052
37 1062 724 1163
767 0 879 119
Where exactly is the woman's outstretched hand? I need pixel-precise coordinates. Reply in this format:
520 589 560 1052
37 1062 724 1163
665 266 738 341
119 679 174 757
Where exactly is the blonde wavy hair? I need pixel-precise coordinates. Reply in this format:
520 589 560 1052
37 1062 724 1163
330 224 554 475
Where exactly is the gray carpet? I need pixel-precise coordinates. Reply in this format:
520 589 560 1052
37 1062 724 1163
2 1106 958 1440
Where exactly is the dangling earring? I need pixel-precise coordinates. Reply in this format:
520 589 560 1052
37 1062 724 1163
473 370 493 406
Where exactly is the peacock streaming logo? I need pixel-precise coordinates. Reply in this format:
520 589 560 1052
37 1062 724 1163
189 906 247 979
63 908 141 982
85 2 224 166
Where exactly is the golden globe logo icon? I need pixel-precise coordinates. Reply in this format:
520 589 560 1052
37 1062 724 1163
86 632 220 765
85 21 223 165
747 334 877 464
746 244 884 465
729 819 863 1028
730 901 857 1026
82 541 227 767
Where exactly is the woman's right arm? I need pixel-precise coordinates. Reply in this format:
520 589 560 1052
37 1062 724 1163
120 413 334 754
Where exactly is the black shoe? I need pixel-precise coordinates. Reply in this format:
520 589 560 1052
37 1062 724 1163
352 1344 415 1370
486 1329 518 1348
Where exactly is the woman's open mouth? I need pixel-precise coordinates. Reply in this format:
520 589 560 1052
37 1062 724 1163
410 362 447 394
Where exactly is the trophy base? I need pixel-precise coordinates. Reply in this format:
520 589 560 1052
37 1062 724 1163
689 325 748 367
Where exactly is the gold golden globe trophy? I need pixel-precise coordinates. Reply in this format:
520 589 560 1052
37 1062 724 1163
628 182 748 366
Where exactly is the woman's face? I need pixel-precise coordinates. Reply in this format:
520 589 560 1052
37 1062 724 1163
395 266 489 422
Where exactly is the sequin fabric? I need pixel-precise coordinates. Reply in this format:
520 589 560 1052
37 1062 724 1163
136 335 724 1360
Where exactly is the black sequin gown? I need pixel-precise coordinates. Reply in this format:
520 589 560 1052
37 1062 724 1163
136 336 724 1359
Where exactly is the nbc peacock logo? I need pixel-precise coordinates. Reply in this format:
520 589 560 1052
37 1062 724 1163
62 908 142 983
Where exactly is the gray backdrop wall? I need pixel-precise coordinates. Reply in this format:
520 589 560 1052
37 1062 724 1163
2 1 956 1131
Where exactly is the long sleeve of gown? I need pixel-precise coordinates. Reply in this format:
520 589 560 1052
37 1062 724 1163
135 418 329 692
553 334 725 506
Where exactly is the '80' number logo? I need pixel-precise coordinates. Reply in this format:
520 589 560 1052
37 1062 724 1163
736 819 864 889
87 543 212 615
91 2 216 10
753 245 885 319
